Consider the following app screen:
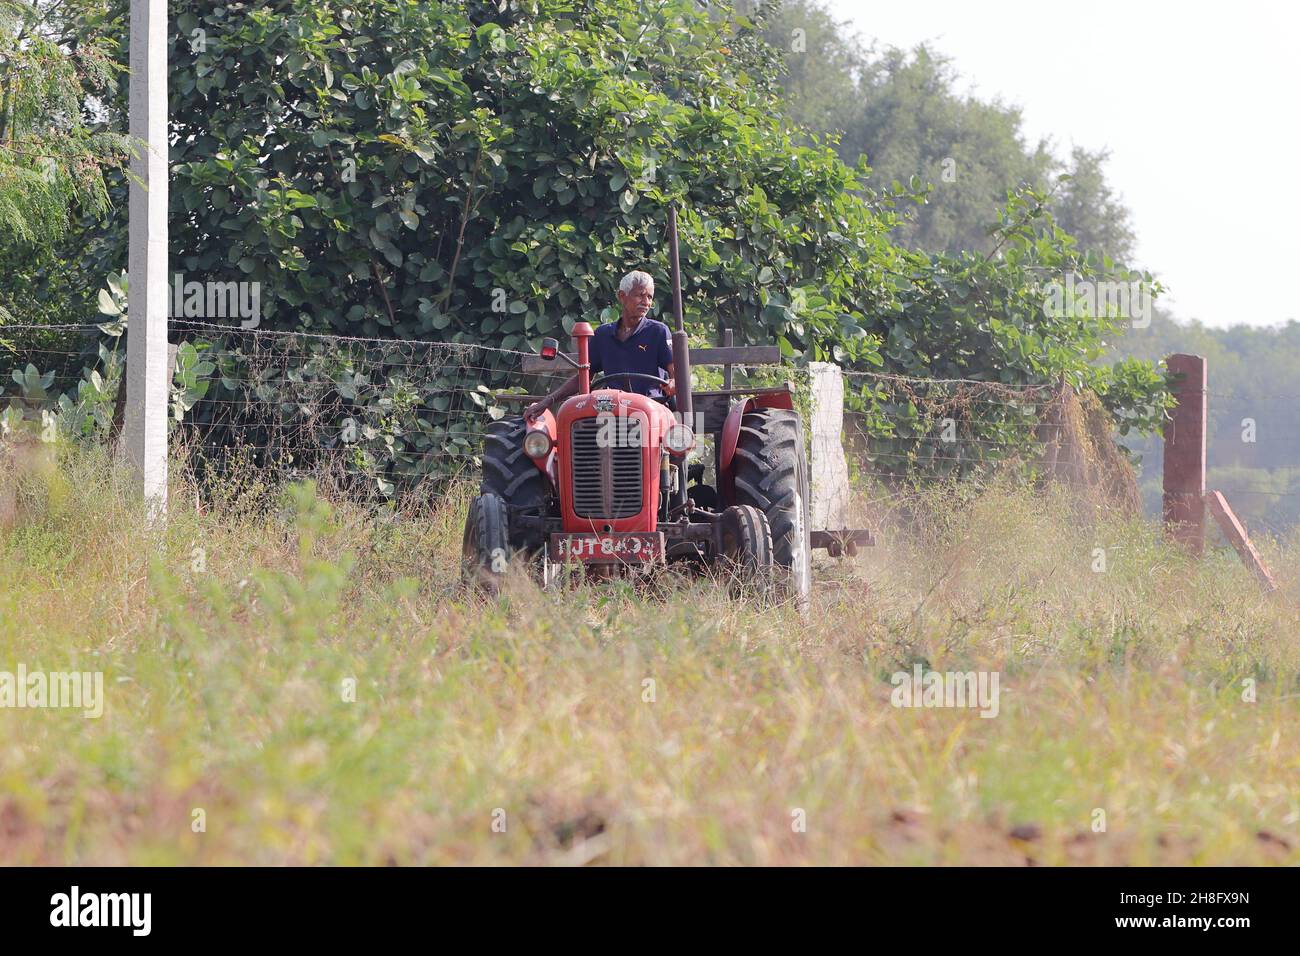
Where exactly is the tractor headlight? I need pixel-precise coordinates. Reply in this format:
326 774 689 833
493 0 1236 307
664 422 694 456
523 429 552 458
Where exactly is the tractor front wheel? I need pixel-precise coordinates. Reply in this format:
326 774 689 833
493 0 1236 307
481 417 548 553
462 492 511 593
717 504 775 601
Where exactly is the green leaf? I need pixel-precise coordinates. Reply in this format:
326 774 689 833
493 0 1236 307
97 289 121 316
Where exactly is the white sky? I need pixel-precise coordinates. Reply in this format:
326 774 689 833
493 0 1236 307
822 0 1299 328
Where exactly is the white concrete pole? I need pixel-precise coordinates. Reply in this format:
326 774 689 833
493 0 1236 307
124 0 169 519
808 362 850 531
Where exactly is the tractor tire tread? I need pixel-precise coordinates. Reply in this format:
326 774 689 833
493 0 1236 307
480 417 547 550
731 407 812 609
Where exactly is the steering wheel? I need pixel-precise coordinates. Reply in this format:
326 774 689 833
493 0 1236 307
589 371 671 391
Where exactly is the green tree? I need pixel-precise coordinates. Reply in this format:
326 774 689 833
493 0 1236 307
1052 146 1136 262
844 44 1054 256
0 0 1168 494
0 0 127 379
0 0 127 247
162 0 902 357
756 0 862 142
762 0 1136 262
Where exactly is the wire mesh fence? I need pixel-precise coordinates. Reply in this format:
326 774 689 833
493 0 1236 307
16 322 1293 528
169 319 535 497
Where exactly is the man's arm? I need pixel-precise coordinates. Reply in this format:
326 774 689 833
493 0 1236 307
523 374 579 421
524 333 602 420
660 326 675 395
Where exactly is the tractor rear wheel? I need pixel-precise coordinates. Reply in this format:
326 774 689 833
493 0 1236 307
481 417 547 552
462 492 511 593
732 407 812 610
717 504 775 601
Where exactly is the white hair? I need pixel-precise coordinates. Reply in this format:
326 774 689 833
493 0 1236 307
618 270 655 294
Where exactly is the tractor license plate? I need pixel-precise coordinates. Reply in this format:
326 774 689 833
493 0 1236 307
549 532 664 563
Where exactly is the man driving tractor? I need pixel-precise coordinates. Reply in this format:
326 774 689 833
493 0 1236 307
524 270 675 420
464 205 871 608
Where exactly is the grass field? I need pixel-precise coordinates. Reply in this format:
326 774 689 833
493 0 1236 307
1 448 1296 865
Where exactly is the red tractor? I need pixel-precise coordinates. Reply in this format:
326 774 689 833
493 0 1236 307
462 210 871 606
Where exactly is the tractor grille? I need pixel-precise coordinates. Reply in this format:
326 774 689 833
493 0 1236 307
570 416 643 519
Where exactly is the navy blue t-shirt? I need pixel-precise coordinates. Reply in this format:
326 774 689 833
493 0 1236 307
590 318 673 397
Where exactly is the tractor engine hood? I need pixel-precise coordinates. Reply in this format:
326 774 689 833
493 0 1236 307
553 389 679 533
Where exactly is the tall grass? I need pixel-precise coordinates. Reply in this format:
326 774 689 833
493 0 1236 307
0 447 1295 864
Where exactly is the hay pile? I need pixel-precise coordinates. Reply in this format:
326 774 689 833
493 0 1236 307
1035 383 1142 517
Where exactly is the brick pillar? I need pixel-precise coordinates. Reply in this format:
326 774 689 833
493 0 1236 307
1162 353 1207 555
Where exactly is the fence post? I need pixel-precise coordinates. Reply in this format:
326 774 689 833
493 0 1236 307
123 0 169 521
808 362 850 532
721 328 733 390
1162 353 1207 555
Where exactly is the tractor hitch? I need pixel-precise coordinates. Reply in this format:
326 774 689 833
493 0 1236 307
811 529 874 557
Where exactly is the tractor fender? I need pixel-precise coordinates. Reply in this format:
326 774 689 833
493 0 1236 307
719 391 795 473
525 409 558 489
718 390 795 504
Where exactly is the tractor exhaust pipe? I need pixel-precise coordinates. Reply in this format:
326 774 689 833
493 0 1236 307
571 322 593 394
668 206 692 509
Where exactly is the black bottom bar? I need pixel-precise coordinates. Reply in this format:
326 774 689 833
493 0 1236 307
0 866 1280 942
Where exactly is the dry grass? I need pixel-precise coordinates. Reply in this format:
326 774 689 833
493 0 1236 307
0 447 1296 865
